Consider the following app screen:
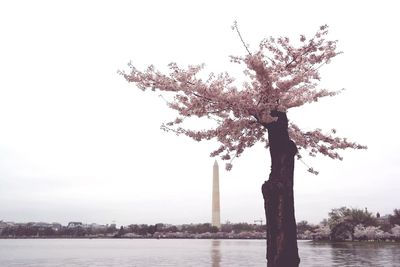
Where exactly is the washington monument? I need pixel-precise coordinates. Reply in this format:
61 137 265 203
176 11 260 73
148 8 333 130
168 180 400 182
212 160 221 228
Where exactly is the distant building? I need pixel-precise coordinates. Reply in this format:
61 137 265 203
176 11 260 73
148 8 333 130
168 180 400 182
51 223 62 231
67 222 83 228
89 223 107 231
377 215 390 225
32 222 52 228
0 221 7 233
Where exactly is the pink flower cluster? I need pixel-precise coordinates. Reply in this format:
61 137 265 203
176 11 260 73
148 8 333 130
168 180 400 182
120 25 366 171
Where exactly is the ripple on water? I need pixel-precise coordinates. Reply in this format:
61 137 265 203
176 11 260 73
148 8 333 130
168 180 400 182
0 239 399 267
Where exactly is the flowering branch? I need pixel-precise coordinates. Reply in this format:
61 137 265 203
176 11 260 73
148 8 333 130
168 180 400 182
120 24 366 171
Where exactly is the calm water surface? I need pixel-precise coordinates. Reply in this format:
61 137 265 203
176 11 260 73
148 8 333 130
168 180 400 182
0 239 399 267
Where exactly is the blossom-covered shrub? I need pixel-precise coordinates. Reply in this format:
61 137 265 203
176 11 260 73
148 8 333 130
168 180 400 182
354 225 385 240
312 224 331 240
391 225 400 240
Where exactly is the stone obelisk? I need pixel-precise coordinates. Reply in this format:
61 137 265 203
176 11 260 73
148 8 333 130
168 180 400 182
212 160 221 228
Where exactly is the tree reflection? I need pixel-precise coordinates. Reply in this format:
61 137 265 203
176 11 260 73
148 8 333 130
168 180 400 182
329 242 398 266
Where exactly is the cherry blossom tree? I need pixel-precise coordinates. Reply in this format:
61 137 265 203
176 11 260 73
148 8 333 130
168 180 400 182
120 24 366 267
312 224 331 240
354 224 388 241
391 225 400 240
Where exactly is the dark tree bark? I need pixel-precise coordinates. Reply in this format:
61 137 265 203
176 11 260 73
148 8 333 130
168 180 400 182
261 111 300 267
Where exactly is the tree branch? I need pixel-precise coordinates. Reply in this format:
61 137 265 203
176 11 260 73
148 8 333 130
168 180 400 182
233 21 252 56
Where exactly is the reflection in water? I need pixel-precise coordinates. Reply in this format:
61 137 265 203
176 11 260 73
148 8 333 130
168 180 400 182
0 239 399 267
302 241 400 267
329 242 400 267
211 240 221 267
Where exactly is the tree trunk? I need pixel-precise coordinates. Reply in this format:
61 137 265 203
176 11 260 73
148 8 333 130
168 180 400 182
261 111 300 267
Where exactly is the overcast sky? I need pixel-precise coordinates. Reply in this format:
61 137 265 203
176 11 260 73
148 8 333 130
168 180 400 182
0 0 399 226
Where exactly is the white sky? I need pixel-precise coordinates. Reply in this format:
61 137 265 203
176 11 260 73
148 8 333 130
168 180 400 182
0 0 399 226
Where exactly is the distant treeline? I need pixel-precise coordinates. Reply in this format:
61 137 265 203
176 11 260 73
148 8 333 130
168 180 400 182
0 221 265 239
1 208 399 241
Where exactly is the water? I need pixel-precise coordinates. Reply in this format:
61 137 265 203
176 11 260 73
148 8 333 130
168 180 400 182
0 239 399 267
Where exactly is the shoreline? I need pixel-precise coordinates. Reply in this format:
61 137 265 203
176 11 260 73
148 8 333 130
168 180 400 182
1 237 399 243
0 236 266 240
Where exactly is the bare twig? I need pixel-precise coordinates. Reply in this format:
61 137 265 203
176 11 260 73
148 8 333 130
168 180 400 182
233 21 252 56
